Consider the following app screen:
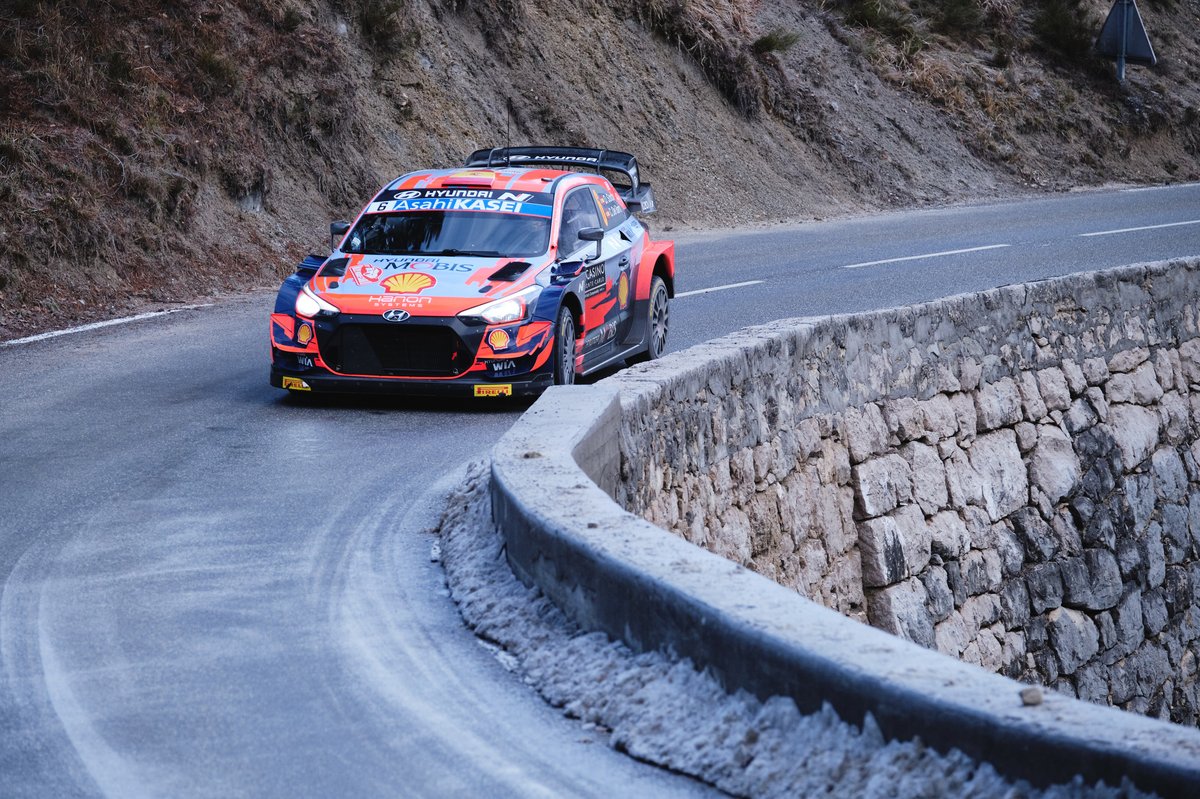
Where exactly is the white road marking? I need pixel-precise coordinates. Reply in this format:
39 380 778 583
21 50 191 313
840 244 1011 270
675 280 763 298
1078 219 1200 237
1 305 212 347
1120 182 1200 193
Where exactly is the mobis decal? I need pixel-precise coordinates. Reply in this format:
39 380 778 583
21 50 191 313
377 257 472 273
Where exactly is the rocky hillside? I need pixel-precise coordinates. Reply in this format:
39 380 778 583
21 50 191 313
2 0 1198 340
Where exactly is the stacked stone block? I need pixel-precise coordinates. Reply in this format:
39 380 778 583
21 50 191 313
614 258 1200 726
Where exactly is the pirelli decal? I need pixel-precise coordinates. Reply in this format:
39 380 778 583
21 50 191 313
474 384 513 398
282 377 311 391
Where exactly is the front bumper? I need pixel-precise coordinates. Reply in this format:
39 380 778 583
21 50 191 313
269 364 553 397
270 311 555 397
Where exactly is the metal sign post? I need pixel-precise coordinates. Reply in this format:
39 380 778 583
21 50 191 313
1095 0 1156 82
1118 0 1128 81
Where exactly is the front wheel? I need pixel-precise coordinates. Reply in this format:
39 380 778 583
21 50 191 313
629 275 669 365
552 304 577 385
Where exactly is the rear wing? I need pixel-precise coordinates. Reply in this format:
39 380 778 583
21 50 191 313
463 146 657 214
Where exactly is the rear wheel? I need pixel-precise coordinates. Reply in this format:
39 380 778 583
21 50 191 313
553 305 577 385
630 275 669 364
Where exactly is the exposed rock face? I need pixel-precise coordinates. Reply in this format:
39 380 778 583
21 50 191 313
617 258 1200 727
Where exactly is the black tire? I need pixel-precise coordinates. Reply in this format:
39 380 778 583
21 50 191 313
553 304 577 385
629 275 669 365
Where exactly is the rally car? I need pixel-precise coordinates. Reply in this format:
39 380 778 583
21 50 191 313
269 146 675 398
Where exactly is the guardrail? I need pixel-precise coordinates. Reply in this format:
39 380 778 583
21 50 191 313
490 262 1200 797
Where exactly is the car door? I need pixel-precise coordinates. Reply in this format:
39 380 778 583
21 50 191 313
557 187 631 360
589 184 637 345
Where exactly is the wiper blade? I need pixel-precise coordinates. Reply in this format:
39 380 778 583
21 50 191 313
428 248 507 257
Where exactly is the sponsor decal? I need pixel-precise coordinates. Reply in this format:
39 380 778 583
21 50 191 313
584 262 606 298
586 319 619 348
474 384 513 398
592 187 624 226
394 189 534 202
345 264 383 285
488 328 512 351
296 323 314 345
282 377 311 391
367 295 433 307
510 154 598 164
366 191 554 217
382 309 411 322
618 272 630 309
487 359 517 373
297 355 315 369
379 257 471 273
381 272 436 295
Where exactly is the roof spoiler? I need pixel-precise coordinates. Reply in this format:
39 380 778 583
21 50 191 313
463 146 657 215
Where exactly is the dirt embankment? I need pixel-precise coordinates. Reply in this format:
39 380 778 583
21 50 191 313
2 0 1198 340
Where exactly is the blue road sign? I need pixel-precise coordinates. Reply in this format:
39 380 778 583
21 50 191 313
1095 0 1156 81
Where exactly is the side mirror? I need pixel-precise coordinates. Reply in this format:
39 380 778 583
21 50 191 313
330 220 351 252
579 226 604 261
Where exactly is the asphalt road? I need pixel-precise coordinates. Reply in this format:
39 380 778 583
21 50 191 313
2 183 1198 797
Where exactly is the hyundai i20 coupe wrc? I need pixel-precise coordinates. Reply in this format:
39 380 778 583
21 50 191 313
269 146 675 398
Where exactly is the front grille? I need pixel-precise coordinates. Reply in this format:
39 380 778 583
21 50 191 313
317 322 472 377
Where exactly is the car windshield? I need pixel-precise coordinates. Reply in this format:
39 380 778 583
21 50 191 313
343 211 550 258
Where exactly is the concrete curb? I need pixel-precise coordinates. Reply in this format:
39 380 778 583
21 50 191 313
492 377 1200 797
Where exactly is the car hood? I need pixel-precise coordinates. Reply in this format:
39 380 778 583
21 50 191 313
309 253 547 316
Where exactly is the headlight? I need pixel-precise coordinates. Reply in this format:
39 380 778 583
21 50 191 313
295 285 340 318
459 285 541 325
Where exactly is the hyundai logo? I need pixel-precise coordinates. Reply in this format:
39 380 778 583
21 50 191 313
382 309 411 322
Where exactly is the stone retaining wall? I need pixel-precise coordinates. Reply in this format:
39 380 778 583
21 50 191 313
616 258 1200 725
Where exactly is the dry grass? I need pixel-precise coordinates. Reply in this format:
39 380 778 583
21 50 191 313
753 28 802 55
0 0 400 335
1031 0 1098 61
359 0 421 53
626 0 764 116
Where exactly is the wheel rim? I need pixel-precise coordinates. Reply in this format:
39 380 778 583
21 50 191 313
649 287 669 357
559 317 576 384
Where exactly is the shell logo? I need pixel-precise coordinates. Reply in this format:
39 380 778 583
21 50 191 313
618 272 630 309
488 329 511 351
381 272 436 295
